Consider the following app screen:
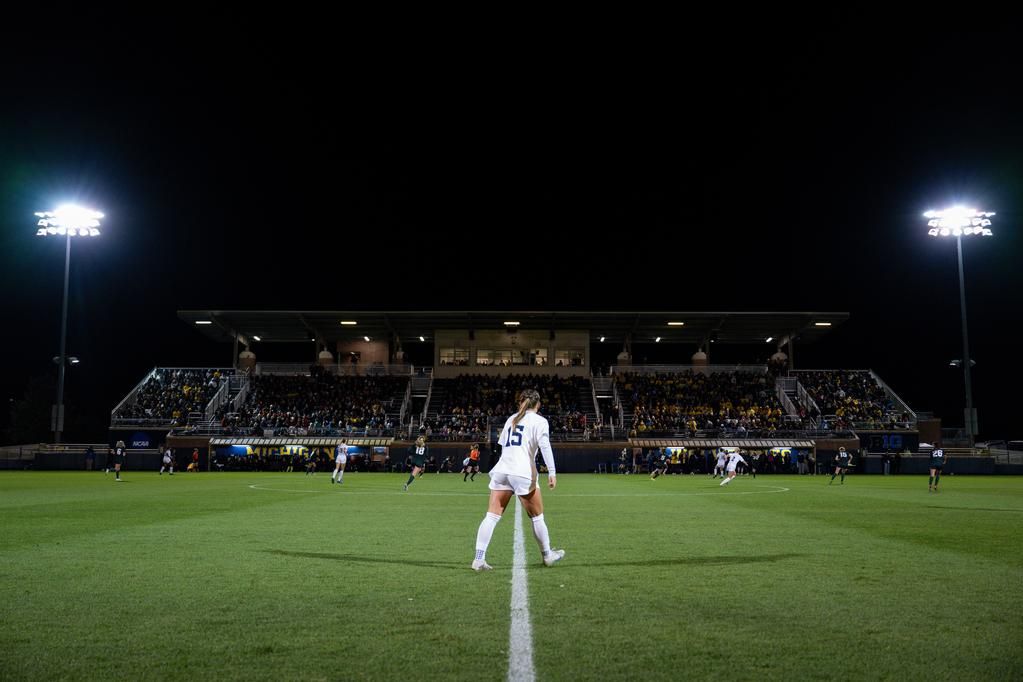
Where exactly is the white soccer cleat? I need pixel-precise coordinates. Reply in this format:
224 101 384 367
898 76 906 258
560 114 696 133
471 560 493 571
542 549 565 567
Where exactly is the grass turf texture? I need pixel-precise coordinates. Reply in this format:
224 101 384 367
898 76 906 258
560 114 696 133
1 472 1020 681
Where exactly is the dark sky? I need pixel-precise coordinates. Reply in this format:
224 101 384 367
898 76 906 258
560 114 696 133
2 33 1020 440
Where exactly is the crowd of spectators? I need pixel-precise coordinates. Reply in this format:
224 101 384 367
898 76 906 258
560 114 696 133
114 368 226 424
618 371 799 436
219 373 406 436
796 371 909 429
423 375 594 440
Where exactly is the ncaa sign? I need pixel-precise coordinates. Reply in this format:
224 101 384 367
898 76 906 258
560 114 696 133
131 432 152 448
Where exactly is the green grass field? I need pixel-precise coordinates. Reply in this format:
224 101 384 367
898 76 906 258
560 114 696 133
1 470 1021 681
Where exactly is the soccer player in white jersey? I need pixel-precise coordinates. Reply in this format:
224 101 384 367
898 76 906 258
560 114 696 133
159 446 174 475
331 439 348 485
713 449 727 478
720 449 747 486
471 389 565 571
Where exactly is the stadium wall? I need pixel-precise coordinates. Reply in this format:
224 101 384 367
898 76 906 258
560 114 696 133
108 428 171 450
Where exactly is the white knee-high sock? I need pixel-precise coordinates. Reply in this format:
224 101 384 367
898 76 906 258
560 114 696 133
531 513 552 555
337 470 344 482
475 512 501 561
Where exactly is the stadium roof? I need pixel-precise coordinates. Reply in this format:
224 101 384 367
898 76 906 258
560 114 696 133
178 310 848 346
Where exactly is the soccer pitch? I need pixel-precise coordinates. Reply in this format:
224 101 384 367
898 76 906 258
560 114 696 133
2 471 1021 681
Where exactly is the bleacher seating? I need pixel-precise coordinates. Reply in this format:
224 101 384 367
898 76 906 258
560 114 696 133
113 368 227 425
794 370 908 429
423 374 598 441
617 370 799 436
221 371 407 435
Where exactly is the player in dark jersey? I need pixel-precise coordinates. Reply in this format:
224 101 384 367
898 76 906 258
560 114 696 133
403 436 428 491
112 440 127 481
829 447 852 485
648 449 666 479
928 447 945 492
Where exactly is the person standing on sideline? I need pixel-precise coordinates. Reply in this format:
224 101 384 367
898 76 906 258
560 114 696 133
928 447 945 492
332 438 349 485
85 446 96 471
403 436 428 491
471 389 564 571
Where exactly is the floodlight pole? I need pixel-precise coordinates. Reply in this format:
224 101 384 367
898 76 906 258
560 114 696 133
925 207 991 448
955 234 974 448
54 232 72 443
37 205 103 443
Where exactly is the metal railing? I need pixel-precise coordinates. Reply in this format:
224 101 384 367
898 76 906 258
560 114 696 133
591 380 601 422
231 374 250 412
109 417 176 427
110 367 158 417
421 379 433 424
776 382 798 416
629 427 856 440
204 380 231 422
111 367 235 424
869 369 917 422
795 380 821 427
612 364 767 375
254 362 413 376
399 381 411 425
170 425 400 438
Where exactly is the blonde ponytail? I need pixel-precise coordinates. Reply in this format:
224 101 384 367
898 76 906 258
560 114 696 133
512 389 541 430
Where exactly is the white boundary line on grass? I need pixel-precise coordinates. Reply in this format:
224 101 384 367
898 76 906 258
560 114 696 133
508 498 535 682
247 483 792 497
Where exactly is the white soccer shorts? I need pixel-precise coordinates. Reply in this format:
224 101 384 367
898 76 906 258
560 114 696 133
488 470 535 496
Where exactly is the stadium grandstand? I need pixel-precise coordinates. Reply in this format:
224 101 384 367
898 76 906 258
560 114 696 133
84 310 999 475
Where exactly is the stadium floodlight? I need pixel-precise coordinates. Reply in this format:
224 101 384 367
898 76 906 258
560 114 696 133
667 321 685 326
419 336 425 342
925 206 994 238
765 337 773 343
35 204 103 443
504 321 520 326
35 204 104 238
195 320 213 325
814 322 832 327
599 336 605 343
364 336 370 342
253 335 261 341
340 320 358 325
655 337 661 343
926 207 994 448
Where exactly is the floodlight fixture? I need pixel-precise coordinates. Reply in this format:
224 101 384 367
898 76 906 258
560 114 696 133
35 204 104 237
925 206 994 237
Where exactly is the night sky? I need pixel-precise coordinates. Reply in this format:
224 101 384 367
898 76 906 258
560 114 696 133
2 34 1020 441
